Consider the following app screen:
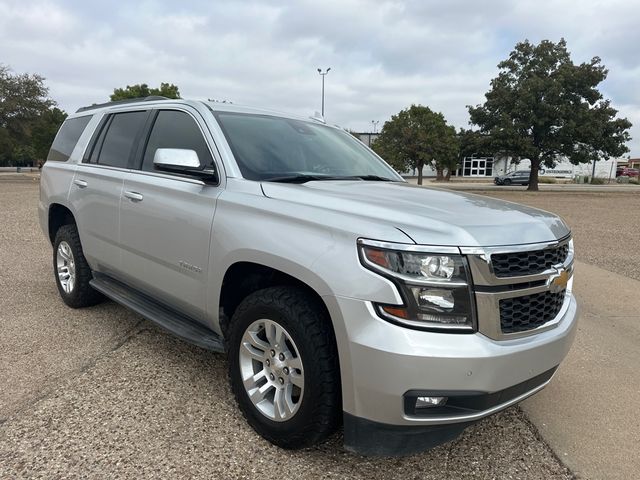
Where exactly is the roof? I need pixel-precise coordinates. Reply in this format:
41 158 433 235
73 97 324 125
75 96 171 113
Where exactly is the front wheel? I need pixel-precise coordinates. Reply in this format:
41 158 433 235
502 178 512 185
227 287 340 449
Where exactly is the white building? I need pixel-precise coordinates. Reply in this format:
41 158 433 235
403 156 621 180
353 131 622 180
457 156 619 180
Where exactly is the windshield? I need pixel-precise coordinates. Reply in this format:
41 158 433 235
214 112 401 182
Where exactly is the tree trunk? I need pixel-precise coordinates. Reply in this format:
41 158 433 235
444 169 451 181
436 167 444 181
527 157 540 191
417 161 424 185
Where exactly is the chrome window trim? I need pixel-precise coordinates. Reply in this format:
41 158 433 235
127 168 207 186
75 163 207 186
75 163 130 173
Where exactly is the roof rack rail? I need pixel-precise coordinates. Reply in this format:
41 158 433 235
76 96 170 113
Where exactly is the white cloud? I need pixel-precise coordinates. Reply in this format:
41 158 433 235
0 0 637 155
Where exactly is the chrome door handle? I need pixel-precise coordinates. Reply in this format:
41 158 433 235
124 191 144 202
73 179 88 188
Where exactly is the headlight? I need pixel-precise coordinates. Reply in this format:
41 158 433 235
359 240 476 332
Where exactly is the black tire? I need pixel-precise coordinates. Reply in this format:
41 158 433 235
227 286 340 449
503 178 512 185
53 224 103 308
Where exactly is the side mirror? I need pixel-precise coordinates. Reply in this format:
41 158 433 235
153 148 217 180
154 148 200 169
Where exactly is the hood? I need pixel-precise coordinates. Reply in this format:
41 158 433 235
261 181 570 247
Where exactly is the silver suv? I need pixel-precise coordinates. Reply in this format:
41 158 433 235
39 97 578 456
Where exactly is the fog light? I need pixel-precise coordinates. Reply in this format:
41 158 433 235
416 396 447 408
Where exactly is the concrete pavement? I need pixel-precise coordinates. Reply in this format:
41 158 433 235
522 261 640 480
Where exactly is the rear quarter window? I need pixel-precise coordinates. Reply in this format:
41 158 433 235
47 115 92 162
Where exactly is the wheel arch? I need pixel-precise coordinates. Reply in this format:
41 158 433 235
218 260 334 340
48 203 76 244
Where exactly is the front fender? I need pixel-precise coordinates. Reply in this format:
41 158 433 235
205 187 407 333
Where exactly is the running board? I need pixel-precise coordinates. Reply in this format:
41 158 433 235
90 273 225 353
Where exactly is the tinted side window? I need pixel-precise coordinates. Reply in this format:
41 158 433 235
141 110 213 172
97 111 147 168
85 116 110 165
47 116 92 162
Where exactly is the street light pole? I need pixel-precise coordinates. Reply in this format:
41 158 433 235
317 67 331 117
370 120 380 147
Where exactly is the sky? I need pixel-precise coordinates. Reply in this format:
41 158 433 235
1 0 638 157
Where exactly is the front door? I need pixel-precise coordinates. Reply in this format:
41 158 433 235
118 108 223 322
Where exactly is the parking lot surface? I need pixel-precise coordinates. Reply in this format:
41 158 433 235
1 180 635 479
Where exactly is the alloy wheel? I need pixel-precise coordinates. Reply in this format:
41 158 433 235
56 241 76 294
238 319 304 422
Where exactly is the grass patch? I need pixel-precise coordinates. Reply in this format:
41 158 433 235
538 177 557 184
590 177 607 185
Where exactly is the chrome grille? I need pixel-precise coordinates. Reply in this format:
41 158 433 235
491 243 569 277
499 290 566 334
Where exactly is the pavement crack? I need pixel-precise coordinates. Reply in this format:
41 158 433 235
0 319 146 428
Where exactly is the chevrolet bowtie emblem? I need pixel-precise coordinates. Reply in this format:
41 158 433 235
548 269 569 293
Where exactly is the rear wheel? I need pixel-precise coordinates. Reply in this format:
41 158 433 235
53 224 103 308
227 286 340 449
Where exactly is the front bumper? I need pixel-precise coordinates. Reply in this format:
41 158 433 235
325 292 579 455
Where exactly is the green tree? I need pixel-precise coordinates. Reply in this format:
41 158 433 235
110 82 181 101
32 107 67 161
458 128 492 159
468 39 632 190
0 64 58 166
373 105 459 184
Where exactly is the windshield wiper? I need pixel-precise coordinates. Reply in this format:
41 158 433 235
344 175 396 182
264 174 397 184
264 174 347 184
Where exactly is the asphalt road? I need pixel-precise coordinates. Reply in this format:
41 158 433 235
0 179 636 479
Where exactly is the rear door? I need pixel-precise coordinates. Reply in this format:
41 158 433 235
118 107 223 322
69 110 149 276
512 171 526 184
